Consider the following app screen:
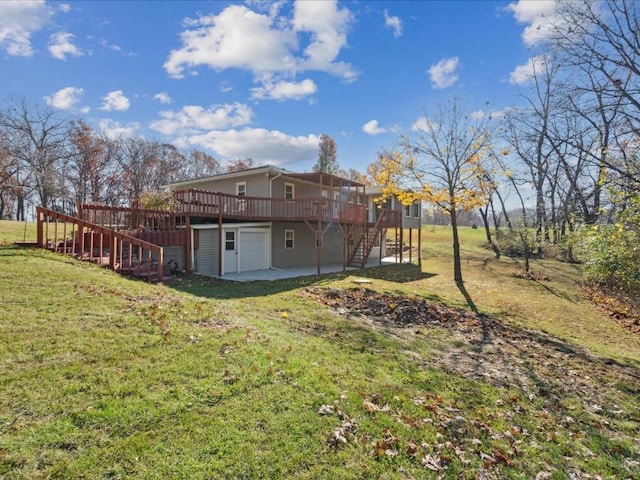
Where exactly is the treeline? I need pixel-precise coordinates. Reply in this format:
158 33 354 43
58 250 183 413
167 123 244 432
0 97 257 220
492 0 640 289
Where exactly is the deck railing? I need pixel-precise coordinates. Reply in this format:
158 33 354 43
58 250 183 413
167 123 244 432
37 206 165 282
78 204 185 232
77 190 399 236
173 189 369 224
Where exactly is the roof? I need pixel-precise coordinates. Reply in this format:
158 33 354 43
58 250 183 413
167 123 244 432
282 172 365 188
161 165 288 189
162 165 366 190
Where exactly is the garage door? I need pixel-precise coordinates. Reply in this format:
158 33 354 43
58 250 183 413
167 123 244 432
239 230 269 272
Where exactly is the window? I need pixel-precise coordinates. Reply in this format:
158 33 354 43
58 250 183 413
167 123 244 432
225 231 235 251
284 229 294 249
284 183 295 200
315 236 323 248
404 204 411 217
236 182 246 197
412 203 420 218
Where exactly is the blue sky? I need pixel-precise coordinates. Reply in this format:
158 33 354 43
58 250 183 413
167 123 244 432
0 0 555 174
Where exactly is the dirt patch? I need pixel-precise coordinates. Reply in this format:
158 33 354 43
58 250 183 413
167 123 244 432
303 286 640 411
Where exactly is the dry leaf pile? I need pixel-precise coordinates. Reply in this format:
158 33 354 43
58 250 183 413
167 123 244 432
303 286 639 419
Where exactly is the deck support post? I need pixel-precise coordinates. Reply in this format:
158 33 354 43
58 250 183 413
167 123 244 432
185 215 192 273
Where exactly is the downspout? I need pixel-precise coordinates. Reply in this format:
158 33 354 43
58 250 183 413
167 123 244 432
268 173 282 271
269 172 282 197
190 227 195 272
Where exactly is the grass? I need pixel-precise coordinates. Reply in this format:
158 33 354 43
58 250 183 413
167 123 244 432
1 220 639 479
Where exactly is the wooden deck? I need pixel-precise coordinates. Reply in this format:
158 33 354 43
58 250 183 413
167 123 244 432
77 190 402 230
36 207 172 283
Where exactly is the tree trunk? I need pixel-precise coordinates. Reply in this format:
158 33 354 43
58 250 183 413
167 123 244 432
451 209 463 285
16 194 25 221
479 206 500 258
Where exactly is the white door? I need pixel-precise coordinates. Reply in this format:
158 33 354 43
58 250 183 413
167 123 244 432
239 230 269 272
223 229 237 273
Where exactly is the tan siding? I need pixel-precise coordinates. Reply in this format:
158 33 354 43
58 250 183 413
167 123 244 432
186 173 270 197
271 222 344 268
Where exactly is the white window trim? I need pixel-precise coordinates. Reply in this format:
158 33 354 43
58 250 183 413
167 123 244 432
404 204 411 217
284 182 295 200
284 229 294 249
225 231 236 251
413 203 420 218
236 181 247 197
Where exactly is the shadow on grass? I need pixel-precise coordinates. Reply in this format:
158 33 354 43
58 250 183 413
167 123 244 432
349 263 437 283
168 263 436 300
456 281 493 356
167 273 340 299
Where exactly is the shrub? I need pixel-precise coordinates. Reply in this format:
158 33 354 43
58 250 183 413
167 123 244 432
573 222 640 291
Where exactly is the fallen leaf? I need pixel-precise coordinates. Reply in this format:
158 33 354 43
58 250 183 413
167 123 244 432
363 400 380 412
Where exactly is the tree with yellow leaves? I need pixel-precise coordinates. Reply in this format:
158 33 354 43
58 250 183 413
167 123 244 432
369 97 494 285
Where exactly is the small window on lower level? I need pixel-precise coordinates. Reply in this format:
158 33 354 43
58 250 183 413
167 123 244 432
284 229 294 249
225 231 235 251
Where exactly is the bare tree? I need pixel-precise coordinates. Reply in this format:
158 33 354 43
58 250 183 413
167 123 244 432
371 97 494 285
0 98 70 214
66 121 115 208
180 149 222 180
112 137 162 205
225 158 254 173
502 55 563 244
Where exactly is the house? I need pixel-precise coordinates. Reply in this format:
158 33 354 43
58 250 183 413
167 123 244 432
162 165 421 277
35 165 421 281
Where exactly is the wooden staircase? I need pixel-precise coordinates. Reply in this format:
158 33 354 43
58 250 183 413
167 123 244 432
347 226 377 268
347 209 401 268
36 206 175 283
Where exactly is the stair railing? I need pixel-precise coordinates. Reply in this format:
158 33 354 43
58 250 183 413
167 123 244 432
37 206 165 282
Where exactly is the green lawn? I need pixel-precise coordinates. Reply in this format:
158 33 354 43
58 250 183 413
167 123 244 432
1 221 639 479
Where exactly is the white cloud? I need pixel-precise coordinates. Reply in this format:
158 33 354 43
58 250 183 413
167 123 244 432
101 90 130 111
97 119 140 139
219 81 233 93
182 128 320 165
251 79 317 101
154 92 172 104
509 55 546 84
48 32 82 60
164 5 297 79
0 0 52 56
384 10 402 37
362 120 387 136
58 4 71 13
150 103 254 135
428 57 460 89
44 86 84 110
411 117 436 132
292 0 356 81
471 109 507 120
164 1 356 84
99 38 121 52
507 0 561 47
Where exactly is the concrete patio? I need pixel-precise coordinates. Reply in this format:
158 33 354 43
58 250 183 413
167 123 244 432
218 255 416 282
